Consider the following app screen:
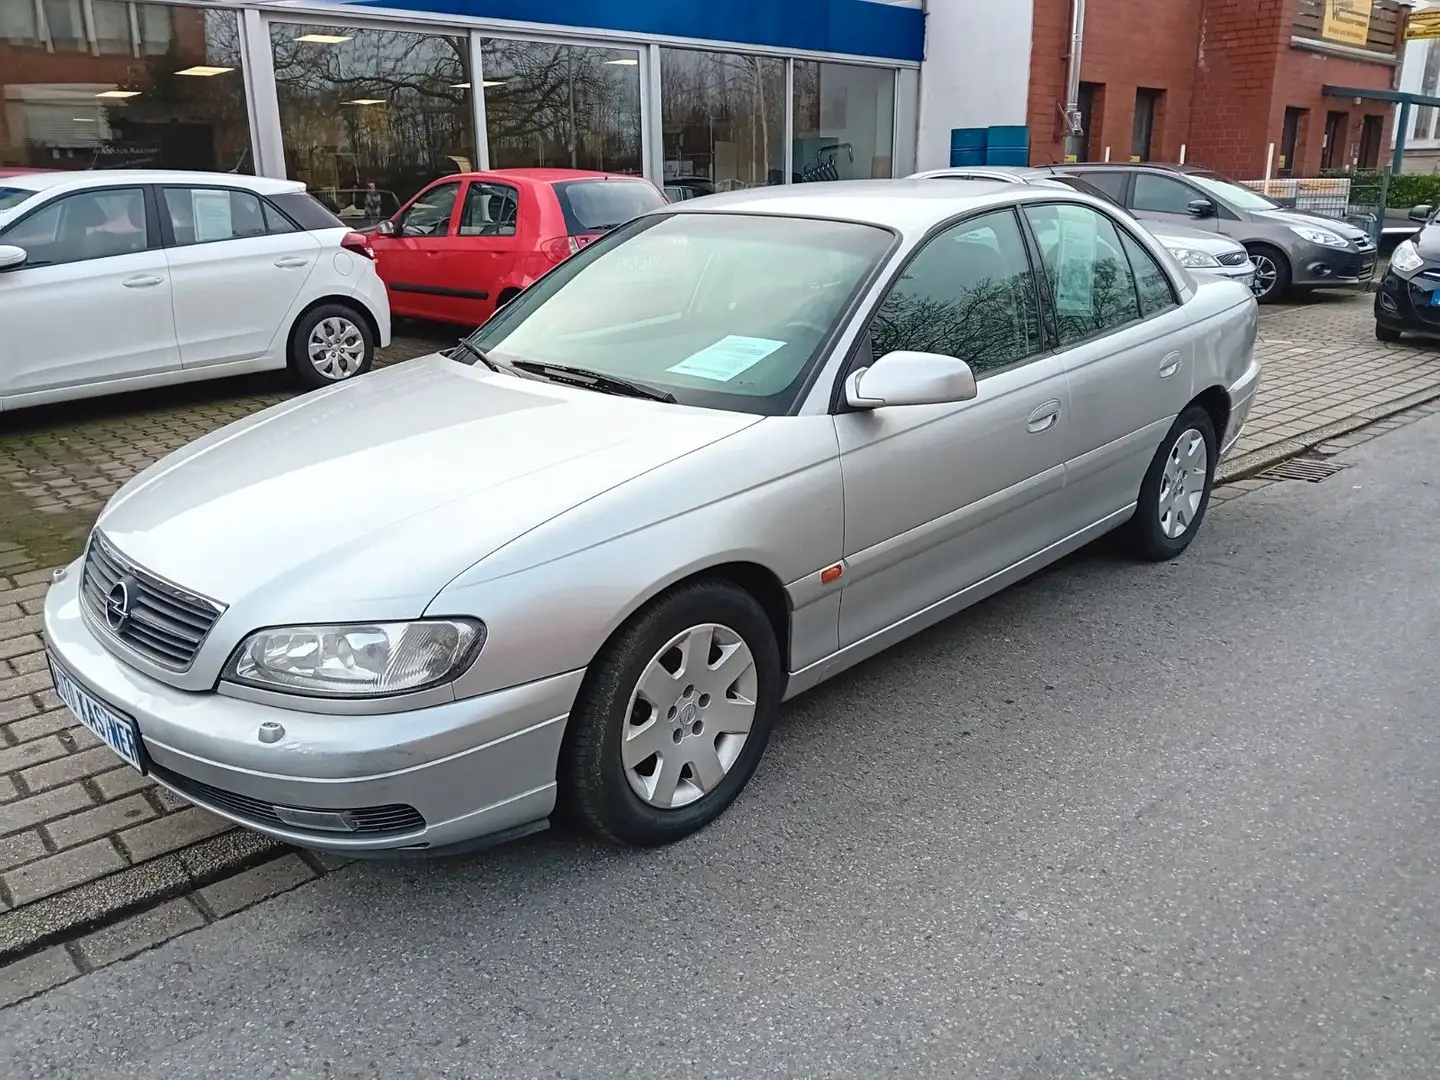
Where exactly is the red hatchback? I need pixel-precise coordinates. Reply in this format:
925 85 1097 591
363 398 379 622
369 168 668 327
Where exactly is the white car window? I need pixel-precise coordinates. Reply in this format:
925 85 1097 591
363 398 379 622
0 187 149 267
160 186 292 247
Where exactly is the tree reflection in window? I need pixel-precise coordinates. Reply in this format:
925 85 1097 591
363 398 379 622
1023 202 1142 344
869 210 1043 376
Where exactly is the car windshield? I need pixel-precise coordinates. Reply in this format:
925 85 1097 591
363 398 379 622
1188 171 1279 211
466 211 895 415
553 179 668 235
0 187 32 213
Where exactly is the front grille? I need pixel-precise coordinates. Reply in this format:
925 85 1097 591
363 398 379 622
81 532 223 670
1342 252 1377 279
151 763 427 836
1409 282 1440 325
1216 250 1249 267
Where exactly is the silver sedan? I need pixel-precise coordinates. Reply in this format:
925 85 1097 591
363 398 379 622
42 179 1262 854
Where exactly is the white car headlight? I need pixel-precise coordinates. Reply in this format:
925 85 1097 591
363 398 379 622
1288 225 1349 248
224 619 485 697
1390 239 1424 275
1166 246 1221 268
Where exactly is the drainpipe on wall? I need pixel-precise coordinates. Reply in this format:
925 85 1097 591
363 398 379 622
1063 0 1087 161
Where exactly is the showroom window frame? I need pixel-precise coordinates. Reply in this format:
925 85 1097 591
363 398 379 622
232 3 913 188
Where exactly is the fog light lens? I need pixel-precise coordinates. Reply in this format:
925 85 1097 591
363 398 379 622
274 806 358 832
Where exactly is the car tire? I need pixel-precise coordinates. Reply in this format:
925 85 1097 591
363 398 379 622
1245 243 1291 304
288 303 375 390
560 579 783 847
1127 405 1218 562
1376 323 1402 343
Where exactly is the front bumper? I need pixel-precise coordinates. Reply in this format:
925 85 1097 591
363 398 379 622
43 564 581 854
1375 267 1440 336
1202 261 1256 291
1222 357 1262 457
1290 242 1377 289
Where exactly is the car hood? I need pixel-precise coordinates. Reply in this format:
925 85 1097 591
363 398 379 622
96 355 761 617
1255 207 1369 243
1145 220 1245 254
1411 224 1440 261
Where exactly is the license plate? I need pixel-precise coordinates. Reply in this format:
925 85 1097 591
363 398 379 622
1240 273 1255 290
47 654 145 771
1429 291 1440 308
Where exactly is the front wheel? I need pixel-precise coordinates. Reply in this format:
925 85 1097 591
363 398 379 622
289 303 375 390
1128 405 1218 562
1245 244 1290 304
560 580 782 847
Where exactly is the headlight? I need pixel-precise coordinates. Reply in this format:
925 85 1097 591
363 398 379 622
1390 239 1424 274
1166 246 1221 268
1288 225 1349 248
224 619 485 697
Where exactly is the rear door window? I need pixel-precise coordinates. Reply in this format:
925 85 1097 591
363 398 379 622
459 182 519 236
552 179 666 235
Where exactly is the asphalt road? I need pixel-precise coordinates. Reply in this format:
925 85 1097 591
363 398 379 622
5 414 1440 1079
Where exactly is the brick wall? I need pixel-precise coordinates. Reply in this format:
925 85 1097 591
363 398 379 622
1029 0 1400 179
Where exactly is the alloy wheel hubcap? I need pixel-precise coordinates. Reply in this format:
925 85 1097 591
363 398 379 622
1158 427 1208 540
308 317 365 380
622 623 758 809
1250 256 1276 298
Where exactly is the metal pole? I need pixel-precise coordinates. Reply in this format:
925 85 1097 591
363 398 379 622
1374 165 1391 251
1062 0 1086 161
1390 97 1411 176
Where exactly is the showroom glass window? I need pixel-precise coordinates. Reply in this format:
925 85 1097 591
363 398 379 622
0 2 252 173
792 62 895 183
482 39 642 175
270 23 476 221
659 48 785 199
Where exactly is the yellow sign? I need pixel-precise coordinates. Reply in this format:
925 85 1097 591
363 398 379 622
1323 0 1375 46
1406 10 1440 40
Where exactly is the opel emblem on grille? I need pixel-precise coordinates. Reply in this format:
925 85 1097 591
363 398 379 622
106 578 135 632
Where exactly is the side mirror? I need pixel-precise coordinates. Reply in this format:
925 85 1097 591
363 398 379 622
1187 198 1216 218
845 351 978 410
0 245 26 272
1411 204 1433 223
375 219 396 237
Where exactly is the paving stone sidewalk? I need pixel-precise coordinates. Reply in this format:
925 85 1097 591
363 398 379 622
4 295 1440 1004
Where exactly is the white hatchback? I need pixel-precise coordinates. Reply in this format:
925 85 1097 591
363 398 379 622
0 170 391 412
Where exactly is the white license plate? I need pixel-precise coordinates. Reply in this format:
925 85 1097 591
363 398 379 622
47 654 144 771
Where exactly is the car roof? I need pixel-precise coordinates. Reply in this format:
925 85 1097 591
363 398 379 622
659 178 1079 232
0 170 307 196
461 168 651 184
1057 161 1207 174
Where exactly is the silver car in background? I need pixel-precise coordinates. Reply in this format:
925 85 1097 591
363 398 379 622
910 165 1257 292
43 180 1261 856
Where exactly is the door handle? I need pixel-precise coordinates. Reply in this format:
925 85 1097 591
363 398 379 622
274 257 310 268
121 276 163 288
1159 352 1182 379
1026 399 1062 433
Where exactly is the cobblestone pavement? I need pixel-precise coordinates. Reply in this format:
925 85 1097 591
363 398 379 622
4 293 1440 1003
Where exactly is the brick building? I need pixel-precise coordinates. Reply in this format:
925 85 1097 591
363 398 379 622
1027 0 1408 178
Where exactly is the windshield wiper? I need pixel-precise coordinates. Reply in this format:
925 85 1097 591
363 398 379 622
510 361 676 403
449 338 501 371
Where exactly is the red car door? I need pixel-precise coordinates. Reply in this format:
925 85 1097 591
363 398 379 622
370 178 463 322
452 178 526 325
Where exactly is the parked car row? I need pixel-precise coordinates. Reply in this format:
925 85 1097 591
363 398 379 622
41 172 1261 855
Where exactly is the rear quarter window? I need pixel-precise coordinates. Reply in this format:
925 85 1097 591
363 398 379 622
552 180 666 236
0 187 33 213
267 191 346 231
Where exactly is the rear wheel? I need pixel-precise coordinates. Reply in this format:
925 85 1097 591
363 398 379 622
289 303 374 390
1245 244 1290 304
1128 405 1218 562
560 580 782 847
1376 322 1402 343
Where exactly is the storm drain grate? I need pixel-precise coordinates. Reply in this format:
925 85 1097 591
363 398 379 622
1259 456 1351 483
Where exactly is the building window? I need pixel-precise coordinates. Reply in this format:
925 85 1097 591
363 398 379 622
0 2 43 47
1279 107 1306 176
1415 42 1440 142
481 40 642 176
1131 88 1161 162
270 23 475 216
793 61 895 182
660 48 785 198
1 4 252 174
1321 110 1348 169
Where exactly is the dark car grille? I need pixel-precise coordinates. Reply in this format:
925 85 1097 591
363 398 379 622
1408 281 1440 325
1344 252 1377 279
81 532 223 670
1216 250 1249 267
150 763 428 836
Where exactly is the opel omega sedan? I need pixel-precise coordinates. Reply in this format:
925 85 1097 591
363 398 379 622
43 180 1261 854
